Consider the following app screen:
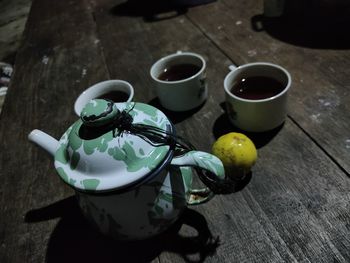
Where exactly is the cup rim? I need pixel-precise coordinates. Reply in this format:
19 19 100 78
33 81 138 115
150 51 206 84
224 62 291 103
74 79 134 116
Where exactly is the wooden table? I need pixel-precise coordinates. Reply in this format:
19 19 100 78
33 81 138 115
1 0 350 262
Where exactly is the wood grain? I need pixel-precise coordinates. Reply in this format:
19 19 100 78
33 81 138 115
0 0 109 262
90 0 350 262
0 0 31 61
185 0 350 174
91 0 232 154
0 0 349 262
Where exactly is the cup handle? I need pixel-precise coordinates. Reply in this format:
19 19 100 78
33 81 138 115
170 151 225 205
229 64 238 71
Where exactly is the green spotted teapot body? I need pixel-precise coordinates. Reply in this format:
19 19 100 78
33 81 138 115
29 99 225 240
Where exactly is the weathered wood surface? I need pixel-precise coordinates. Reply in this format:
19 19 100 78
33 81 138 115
0 0 349 262
186 0 350 174
0 0 31 62
0 0 110 262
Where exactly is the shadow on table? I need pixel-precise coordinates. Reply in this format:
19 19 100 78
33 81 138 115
110 0 216 22
148 97 205 124
251 3 350 49
213 102 283 149
25 196 219 263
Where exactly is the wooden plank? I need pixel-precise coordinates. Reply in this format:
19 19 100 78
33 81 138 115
158 122 350 263
91 0 232 154
0 0 31 27
0 0 110 262
239 119 350 262
1 0 349 262
90 0 350 262
184 0 350 174
0 0 31 61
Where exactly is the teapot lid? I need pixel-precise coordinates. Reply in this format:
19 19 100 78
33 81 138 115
54 100 173 192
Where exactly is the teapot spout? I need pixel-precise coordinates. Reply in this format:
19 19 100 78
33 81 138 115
28 129 59 156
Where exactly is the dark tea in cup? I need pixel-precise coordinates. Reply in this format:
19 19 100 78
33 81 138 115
230 76 284 100
150 51 207 111
224 62 291 132
158 63 201 81
74 80 134 116
97 90 130 102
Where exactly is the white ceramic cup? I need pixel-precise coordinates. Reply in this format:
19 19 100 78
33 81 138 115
150 51 207 111
224 62 291 132
74 80 134 116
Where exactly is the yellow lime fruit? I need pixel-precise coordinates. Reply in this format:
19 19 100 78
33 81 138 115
212 132 257 178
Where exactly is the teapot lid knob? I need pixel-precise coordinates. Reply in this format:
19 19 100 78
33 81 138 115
80 99 118 127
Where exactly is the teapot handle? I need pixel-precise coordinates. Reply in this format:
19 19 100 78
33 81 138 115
170 151 225 205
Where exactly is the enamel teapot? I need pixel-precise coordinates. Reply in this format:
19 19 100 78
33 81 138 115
28 99 225 240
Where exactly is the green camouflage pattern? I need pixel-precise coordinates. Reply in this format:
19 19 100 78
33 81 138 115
54 102 170 191
80 99 118 127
